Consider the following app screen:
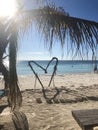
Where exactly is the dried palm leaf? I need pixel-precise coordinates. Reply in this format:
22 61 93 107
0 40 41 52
8 21 22 111
12 111 29 130
17 6 98 56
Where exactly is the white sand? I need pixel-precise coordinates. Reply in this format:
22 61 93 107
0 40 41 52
18 73 98 90
0 73 98 130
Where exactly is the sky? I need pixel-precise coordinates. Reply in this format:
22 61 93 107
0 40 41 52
18 0 98 61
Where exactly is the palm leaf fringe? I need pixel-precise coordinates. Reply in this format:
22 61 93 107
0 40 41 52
8 25 22 111
12 111 29 130
19 6 98 55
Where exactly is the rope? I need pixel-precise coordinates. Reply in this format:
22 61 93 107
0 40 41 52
28 57 59 100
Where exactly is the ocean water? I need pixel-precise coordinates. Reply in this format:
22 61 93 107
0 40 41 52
16 60 98 75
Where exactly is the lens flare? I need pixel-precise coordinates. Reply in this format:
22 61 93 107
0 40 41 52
0 0 17 17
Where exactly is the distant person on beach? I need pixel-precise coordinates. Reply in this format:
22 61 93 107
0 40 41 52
94 64 98 73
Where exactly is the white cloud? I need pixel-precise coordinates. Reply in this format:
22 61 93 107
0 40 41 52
18 51 50 60
24 51 49 55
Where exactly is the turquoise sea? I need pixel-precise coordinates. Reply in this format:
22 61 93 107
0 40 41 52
17 60 98 75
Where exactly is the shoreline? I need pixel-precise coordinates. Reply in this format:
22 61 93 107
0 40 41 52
17 72 98 91
17 71 95 76
0 72 97 91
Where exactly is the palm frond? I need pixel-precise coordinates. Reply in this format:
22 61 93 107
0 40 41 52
12 111 29 130
8 23 22 111
18 6 98 55
0 22 8 57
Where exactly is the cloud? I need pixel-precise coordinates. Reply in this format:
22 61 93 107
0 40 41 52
24 51 49 55
18 51 50 60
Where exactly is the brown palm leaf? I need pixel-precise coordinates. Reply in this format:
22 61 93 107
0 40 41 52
17 6 98 55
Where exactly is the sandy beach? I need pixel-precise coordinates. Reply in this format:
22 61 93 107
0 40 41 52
0 73 98 130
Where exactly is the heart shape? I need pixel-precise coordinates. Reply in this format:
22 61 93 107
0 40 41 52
28 57 59 100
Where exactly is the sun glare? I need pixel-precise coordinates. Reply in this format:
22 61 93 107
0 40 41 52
0 0 17 17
